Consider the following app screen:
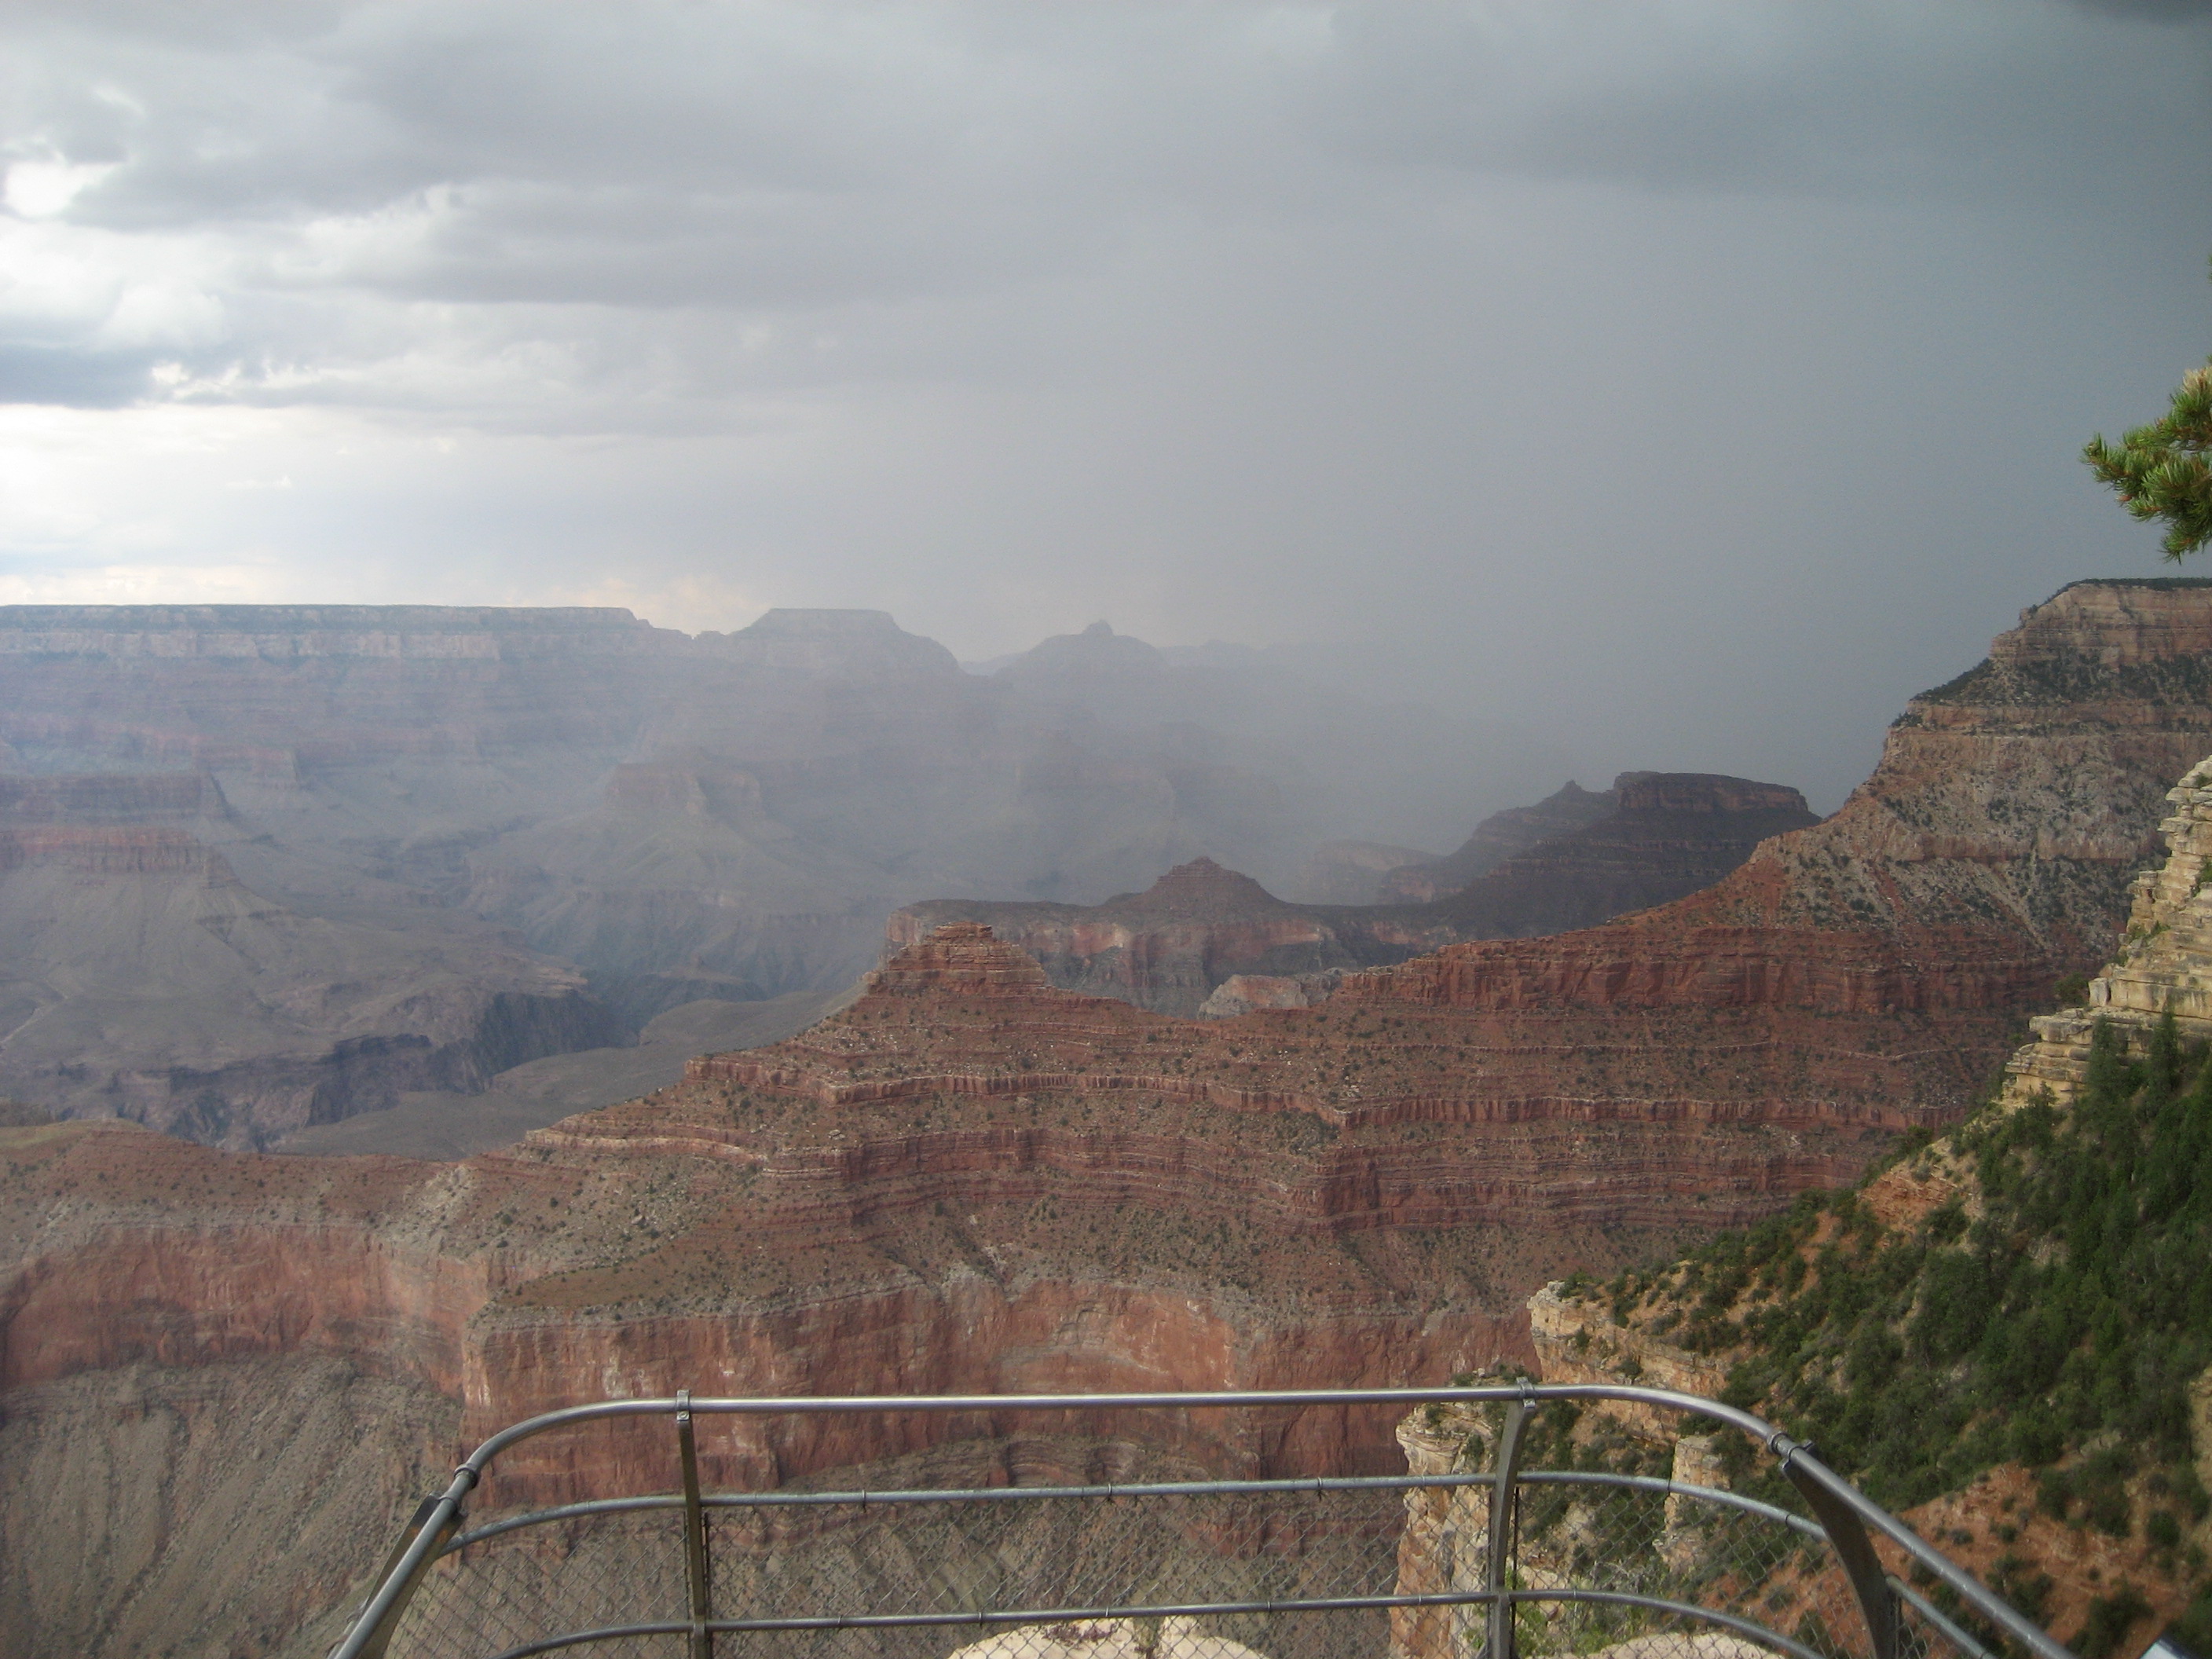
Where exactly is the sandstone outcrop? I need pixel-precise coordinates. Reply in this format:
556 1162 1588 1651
2001 750 2212 1107
0 914 1918 1654
891 775 1817 1014
1196 973 1332 1017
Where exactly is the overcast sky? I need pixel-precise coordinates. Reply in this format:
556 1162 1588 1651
3 1 2210 813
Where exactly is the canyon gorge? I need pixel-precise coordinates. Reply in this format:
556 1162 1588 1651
0 607 1534 1148
6 577 2212 1657
890 772 1820 1013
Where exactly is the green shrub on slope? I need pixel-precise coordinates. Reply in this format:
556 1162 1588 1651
1608 1016 2212 1540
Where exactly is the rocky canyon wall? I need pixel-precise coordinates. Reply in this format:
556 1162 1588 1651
12 579 2212 1655
891 773 1818 1014
0 906 1924 1654
0 605 1539 1144
901 581 2212 1036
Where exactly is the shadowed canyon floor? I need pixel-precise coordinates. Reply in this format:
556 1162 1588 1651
269 989 847 1160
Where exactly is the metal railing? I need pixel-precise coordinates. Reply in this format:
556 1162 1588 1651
326 1386 2073 1659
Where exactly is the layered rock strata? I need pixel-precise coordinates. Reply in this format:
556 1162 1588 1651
910 581 2212 1040
0 604 1526 1141
890 774 1818 1014
16 579 2212 1650
2001 753 2212 1105
1506 746 2212 1659
1375 780 1620 904
890 858 1360 1014
0 916 1928 1654
1349 579 2212 1128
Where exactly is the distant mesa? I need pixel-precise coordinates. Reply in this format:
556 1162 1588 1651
1291 838 1441 907
889 771 1819 1013
4 577 2210 1156
1372 778 1619 905
0 602 1474 1144
14 580 2212 1655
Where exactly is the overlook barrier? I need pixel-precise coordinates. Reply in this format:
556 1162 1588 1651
325 1386 2073 1659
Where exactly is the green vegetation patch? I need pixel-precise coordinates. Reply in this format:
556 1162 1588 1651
1607 1017 2212 1526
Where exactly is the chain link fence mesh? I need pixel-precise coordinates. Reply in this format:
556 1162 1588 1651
369 1412 2009 1659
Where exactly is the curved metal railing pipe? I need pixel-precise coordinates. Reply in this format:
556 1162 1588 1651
328 1383 2076 1659
475 1591 1840 1659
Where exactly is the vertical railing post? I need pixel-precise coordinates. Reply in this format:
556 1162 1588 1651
1777 1441 1898 1659
1485 1396 1533 1659
676 1390 714 1659
327 1469 474 1659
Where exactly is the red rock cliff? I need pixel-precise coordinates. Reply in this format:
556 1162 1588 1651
889 772 1818 1014
0 921 1901 1522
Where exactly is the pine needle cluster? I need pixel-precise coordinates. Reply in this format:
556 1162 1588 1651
2086 361 2212 560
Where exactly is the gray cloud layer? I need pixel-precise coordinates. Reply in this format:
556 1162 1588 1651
2 1 2210 819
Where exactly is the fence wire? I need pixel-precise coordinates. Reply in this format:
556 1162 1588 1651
389 1480 1409 1659
353 1398 2037 1659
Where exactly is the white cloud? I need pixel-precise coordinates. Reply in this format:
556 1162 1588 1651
0 0 2206 811
4 156 115 218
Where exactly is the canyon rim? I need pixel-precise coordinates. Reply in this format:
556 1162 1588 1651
6 578 2212 1655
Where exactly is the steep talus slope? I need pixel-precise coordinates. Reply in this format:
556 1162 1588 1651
0 1356 458 1659
892 774 1817 1013
1522 749 2212 1659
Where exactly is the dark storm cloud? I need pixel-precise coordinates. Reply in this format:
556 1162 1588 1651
10 3 2204 344
2071 0 2212 19
2 2 2210 826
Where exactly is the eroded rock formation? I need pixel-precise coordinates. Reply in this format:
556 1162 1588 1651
14 579 2212 1656
0 605 1521 1144
1352 578 2212 1124
2001 751 2212 1106
920 579 2212 1035
890 775 1818 1013
1509 742 2212 1659
0 912 1914 1654
1372 781 1620 904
